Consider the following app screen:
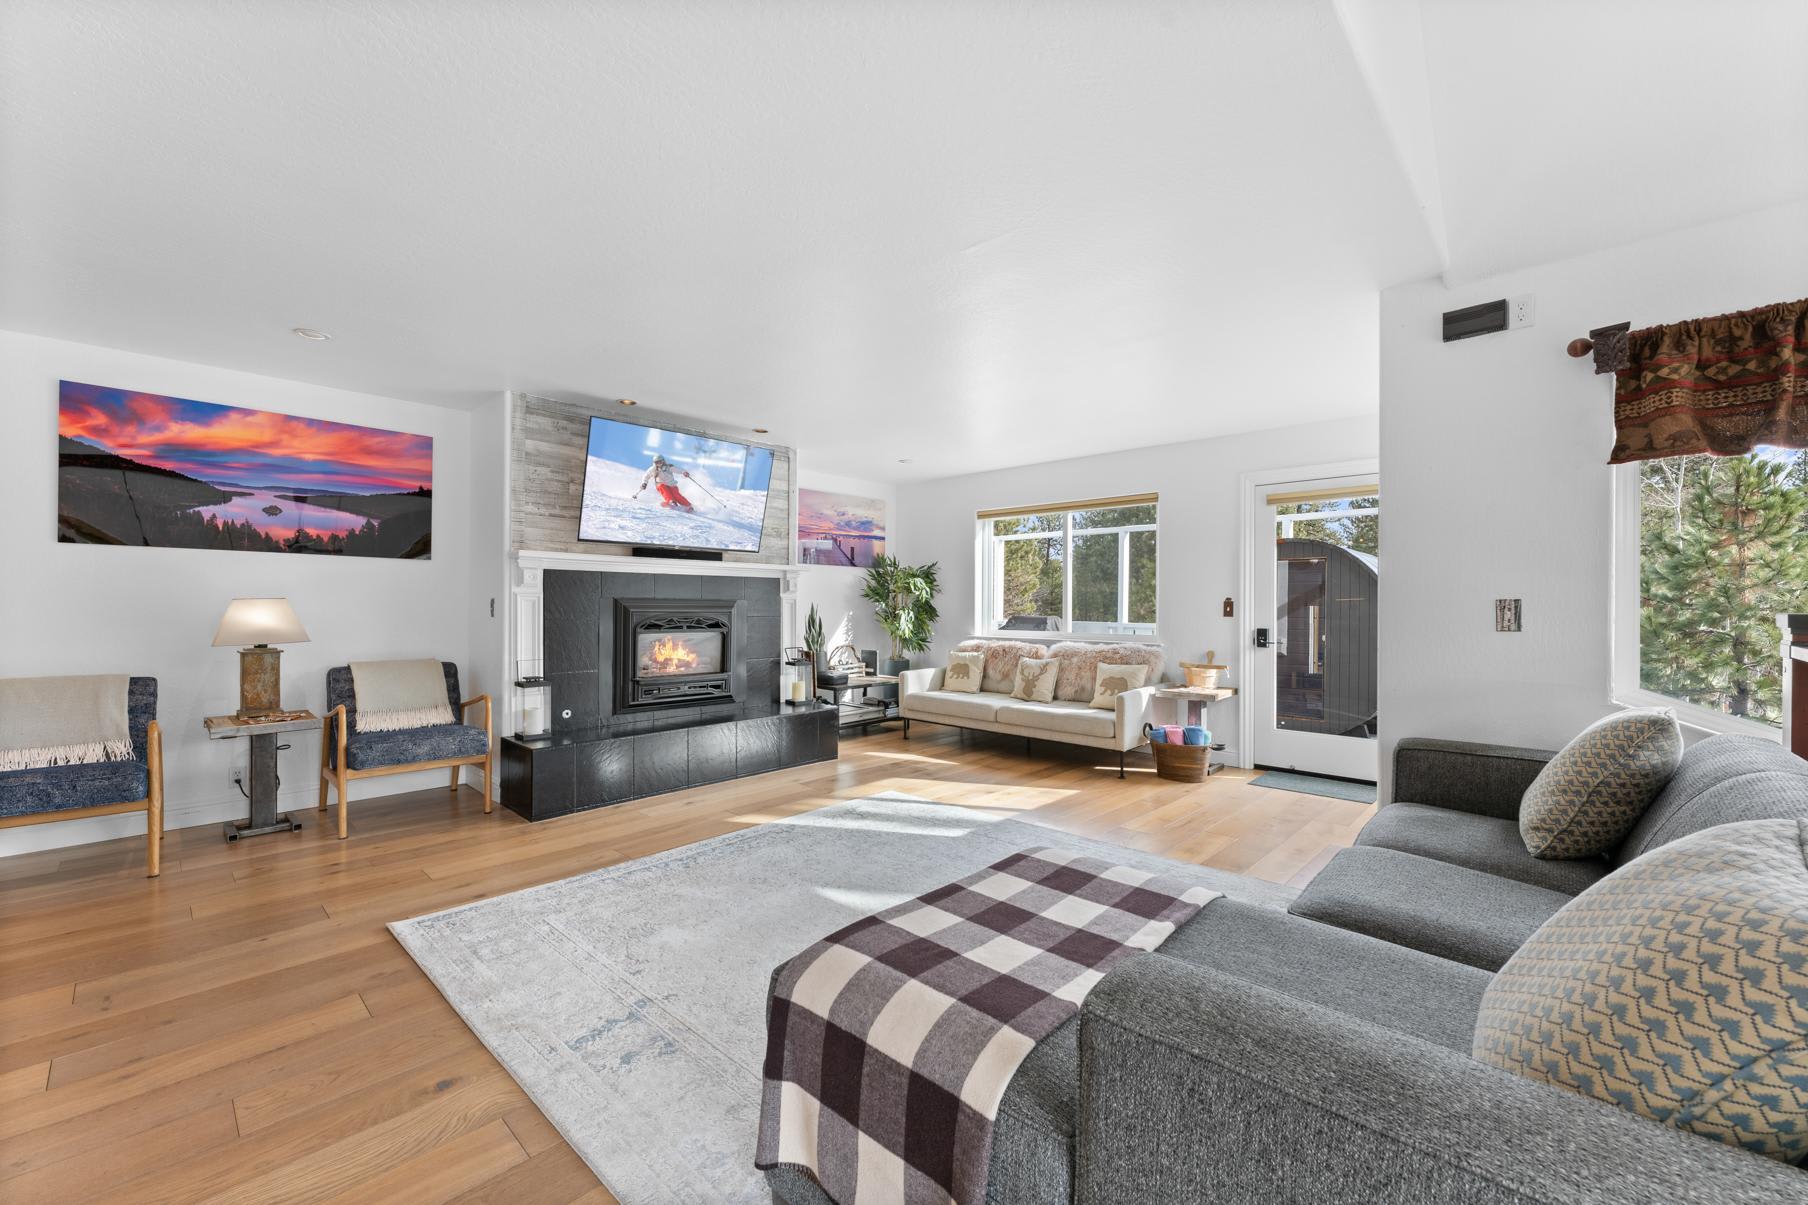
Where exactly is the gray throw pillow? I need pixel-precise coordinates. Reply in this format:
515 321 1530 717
1518 710 1681 859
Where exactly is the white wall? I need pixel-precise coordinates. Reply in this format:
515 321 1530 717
1378 201 1808 796
895 416 1380 766
0 330 476 854
466 392 511 775
794 467 899 662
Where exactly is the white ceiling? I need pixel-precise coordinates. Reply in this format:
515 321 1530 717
1410 0 1808 283
3 2 1802 482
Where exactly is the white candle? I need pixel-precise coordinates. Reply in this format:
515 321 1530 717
523 702 543 732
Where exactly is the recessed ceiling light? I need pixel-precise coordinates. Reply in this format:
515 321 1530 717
618 398 638 406
291 327 330 341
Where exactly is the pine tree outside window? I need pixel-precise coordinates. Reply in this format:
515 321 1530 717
1613 445 1808 732
978 499 1157 637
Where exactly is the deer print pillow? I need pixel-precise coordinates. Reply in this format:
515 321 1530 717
1089 663 1150 710
1011 657 1061 703
942 651 986 694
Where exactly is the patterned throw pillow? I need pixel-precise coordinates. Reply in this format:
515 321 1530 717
1474 818 1808 1162
941 651 986 694
1519 710 1682 859
1011 657 1060 703
1088 663 1150 710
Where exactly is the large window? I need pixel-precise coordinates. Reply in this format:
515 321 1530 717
1616 446 1806 731
980 497 1156 636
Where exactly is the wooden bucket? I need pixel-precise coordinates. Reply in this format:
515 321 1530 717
1143 724 1209 782
1180 650 1227 689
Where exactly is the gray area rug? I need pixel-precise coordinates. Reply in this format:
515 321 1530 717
389 793 1296 1203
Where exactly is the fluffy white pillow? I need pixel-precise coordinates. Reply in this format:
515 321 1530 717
942 651 985 694
1088 663 1150 710
1011 657 1060 702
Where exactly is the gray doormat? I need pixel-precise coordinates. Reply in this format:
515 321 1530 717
389 793 1295 1203
1249 770 1378 804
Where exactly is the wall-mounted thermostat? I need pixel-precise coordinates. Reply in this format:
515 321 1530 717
1495 599 1522 632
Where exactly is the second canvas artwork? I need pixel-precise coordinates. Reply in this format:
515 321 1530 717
798 488 886 567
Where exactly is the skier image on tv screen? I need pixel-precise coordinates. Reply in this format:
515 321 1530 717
578 417 774 551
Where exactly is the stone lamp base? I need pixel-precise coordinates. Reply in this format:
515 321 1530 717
238 645 285 717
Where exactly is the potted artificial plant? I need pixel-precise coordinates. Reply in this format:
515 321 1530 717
803 604 826 684
862 556 940 683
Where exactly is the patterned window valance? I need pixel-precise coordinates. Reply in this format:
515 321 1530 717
1596 296 1807 464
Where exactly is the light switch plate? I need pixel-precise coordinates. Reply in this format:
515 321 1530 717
1495 599 1522 632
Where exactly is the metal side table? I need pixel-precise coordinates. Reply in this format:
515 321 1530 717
203 711 318 840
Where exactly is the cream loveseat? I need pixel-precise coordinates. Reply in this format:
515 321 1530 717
897 639 1162 777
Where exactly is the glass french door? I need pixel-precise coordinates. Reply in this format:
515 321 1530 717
1248 476 1379 780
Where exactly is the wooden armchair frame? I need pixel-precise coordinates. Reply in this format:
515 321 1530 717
317 696 492 839
0 720 164 876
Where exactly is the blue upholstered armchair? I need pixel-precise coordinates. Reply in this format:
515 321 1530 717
317 662 492 838
0 676 164 876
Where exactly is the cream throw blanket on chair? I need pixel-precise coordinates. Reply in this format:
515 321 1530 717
0 674 133 771
350 660 454 733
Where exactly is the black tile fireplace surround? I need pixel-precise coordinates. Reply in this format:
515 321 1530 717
542 569 782 731
501 568 832 822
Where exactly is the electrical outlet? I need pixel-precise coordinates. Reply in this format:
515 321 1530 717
229 765 245 786
1508 294 1535 330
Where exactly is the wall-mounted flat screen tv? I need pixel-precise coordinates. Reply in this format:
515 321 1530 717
578 415 775 552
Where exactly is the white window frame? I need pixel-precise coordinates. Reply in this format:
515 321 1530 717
1610 460 1783 740
975 505 1158 641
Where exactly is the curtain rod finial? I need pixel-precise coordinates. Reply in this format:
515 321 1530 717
1566 338 1595 358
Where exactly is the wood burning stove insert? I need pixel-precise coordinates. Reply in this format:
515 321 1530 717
614 598 738 712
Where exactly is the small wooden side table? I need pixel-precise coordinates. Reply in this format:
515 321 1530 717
203 710 318 841
1151 686 1237 776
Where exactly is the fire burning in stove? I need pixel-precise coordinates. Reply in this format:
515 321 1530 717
643 635 701 675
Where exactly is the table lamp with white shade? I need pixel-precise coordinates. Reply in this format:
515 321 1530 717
212 598 310 716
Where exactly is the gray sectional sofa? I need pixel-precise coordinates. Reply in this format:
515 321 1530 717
1291 732 1808 970
767 730 1808 1205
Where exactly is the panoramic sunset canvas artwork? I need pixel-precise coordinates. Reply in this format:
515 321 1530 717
57 381 434 558
797 488 886 567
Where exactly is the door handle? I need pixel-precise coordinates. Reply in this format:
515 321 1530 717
1254 628 1269 648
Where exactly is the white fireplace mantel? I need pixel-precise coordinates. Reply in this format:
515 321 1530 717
515 548 804 588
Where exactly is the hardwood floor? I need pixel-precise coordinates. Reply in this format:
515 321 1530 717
0 724 1373 1204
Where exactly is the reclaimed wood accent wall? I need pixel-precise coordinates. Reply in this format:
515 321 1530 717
508 392 794 564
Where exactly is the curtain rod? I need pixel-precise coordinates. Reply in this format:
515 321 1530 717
1566 321 1629 359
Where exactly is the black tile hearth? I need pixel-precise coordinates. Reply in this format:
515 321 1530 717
738 715 782 776
499 703 836 822
501 741 575 819
633 730 689 796
688 722 736 785
576 738 632 807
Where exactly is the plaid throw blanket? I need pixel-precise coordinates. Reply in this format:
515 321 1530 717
756 847 1218 1204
